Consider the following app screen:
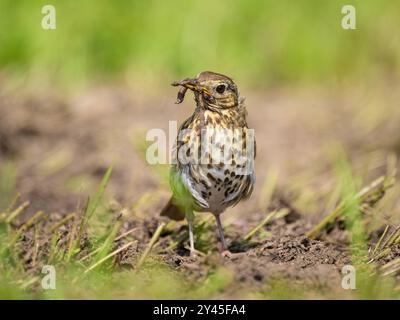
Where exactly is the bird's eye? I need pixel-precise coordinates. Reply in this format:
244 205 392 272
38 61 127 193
216 84 226 94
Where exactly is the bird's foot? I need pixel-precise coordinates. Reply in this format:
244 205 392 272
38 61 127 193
190 250 198 258
185 246 205 258
221 250 232 258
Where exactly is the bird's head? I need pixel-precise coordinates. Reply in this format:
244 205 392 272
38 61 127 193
172 71 239 110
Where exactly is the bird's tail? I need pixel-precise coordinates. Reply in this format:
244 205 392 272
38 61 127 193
160 197 185 221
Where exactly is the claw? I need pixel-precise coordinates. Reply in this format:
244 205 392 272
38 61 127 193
221 250 232 258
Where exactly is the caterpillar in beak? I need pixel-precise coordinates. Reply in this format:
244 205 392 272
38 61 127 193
171 79 216 104
175 86 188 104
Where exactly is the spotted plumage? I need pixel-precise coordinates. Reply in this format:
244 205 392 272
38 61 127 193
161 71 256 256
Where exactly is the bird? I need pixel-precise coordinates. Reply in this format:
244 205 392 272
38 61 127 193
161 71 255 257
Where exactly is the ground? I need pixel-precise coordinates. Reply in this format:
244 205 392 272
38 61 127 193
0 82 399 299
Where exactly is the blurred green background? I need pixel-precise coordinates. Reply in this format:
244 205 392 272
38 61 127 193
1 0 399 88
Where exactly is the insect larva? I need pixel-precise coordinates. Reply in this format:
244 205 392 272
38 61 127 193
175 86 188 104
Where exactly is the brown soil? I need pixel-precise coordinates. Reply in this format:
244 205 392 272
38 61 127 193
161 219 350 291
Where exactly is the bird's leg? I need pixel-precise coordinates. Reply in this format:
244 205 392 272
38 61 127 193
188 219 195 255
186 212 196 257
214 214 231 258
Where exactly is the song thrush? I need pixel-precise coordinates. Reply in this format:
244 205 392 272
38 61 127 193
161 71 255 257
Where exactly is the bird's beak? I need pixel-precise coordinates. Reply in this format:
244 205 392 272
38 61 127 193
171 78 198 91
172 78 214 104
